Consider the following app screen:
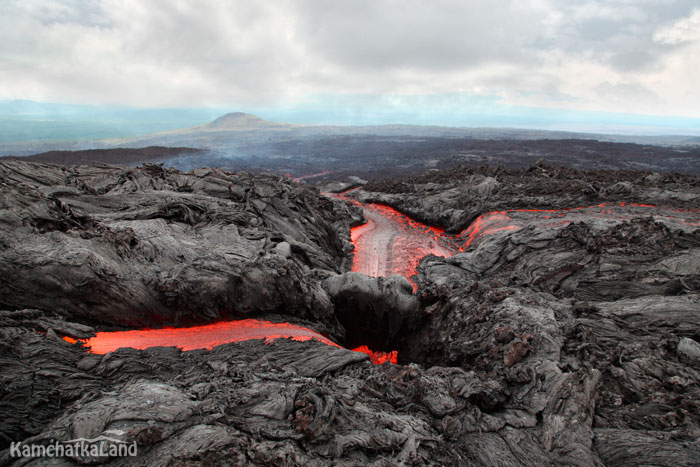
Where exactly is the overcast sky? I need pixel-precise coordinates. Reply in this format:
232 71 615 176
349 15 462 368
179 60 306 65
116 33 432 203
1 0 699 130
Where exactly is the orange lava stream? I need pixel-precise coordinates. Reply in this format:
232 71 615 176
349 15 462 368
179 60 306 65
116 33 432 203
331 191 700 282
67 197 697 363
329 191 700 366
347 203 456 291
457 202 700 250
67 319 341 354
62 319 400 365
457 211 519 252
352 345 398 364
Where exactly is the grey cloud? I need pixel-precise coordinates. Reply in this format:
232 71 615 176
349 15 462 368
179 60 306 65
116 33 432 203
545 0 697 70
593 81 663 109
289 0 698 77
291 0 548 71
0 0 698 115
7 0 111 27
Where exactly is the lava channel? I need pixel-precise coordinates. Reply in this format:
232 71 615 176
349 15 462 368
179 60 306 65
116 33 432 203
82 198 695 363
350 203 456 290
330 191 700 283
326 188 457 291
63 319 398 364
456 202 700 251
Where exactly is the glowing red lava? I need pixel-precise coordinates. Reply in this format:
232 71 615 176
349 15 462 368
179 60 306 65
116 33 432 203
322 188 459 292
63 319 398 365
331 191 700 283
457 211 519 252
327 191 699 366
71 196 697 364
457 202 700 251
67 319 340 354
349 203 456 291
352 345 398 365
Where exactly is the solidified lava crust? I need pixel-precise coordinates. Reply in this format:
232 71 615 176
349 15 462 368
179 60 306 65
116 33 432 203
3 160 700 465
337 186 700 284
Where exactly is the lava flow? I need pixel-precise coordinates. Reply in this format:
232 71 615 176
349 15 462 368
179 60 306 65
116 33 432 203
457 211 519 252
67 197 698 364
457 202 700 251
329 191 457 291
331 191 700 284
70 319 339 354
63 319 398 364
352 345 398 365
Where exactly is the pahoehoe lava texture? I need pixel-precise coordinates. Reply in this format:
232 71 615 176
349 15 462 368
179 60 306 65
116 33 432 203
1 159 700 465
0 160 358 337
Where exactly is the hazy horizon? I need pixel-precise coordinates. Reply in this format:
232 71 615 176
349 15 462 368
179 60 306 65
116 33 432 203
1 1 699 143
2 97 700 145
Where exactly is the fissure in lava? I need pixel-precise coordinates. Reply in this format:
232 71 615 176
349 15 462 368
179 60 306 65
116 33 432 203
70 191 698 364
337 192 700 280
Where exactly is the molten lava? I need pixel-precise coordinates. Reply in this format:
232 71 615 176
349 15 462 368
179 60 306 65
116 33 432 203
457 211 519 251
457 202 700 251
331 190 700 285
352 345 398 365
65 195 698 365
345 202 456 291
63 319 399 365
70 319 340 354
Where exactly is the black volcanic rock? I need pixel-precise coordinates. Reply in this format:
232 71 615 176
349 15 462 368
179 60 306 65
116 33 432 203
0 319 496 465
1 146 204 166
360 164 700 232
0 160 358 337
369 165 700 465
1 160 699 465
324 272 420 349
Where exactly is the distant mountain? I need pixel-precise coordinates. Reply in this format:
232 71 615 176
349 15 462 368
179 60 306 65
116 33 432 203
200 112 293 131
3 108 700 177
116 112 700 149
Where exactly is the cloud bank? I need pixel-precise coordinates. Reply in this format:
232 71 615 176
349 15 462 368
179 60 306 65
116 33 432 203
1 0 699 122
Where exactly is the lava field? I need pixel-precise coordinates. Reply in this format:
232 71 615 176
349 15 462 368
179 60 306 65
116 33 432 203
1 159 699 465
